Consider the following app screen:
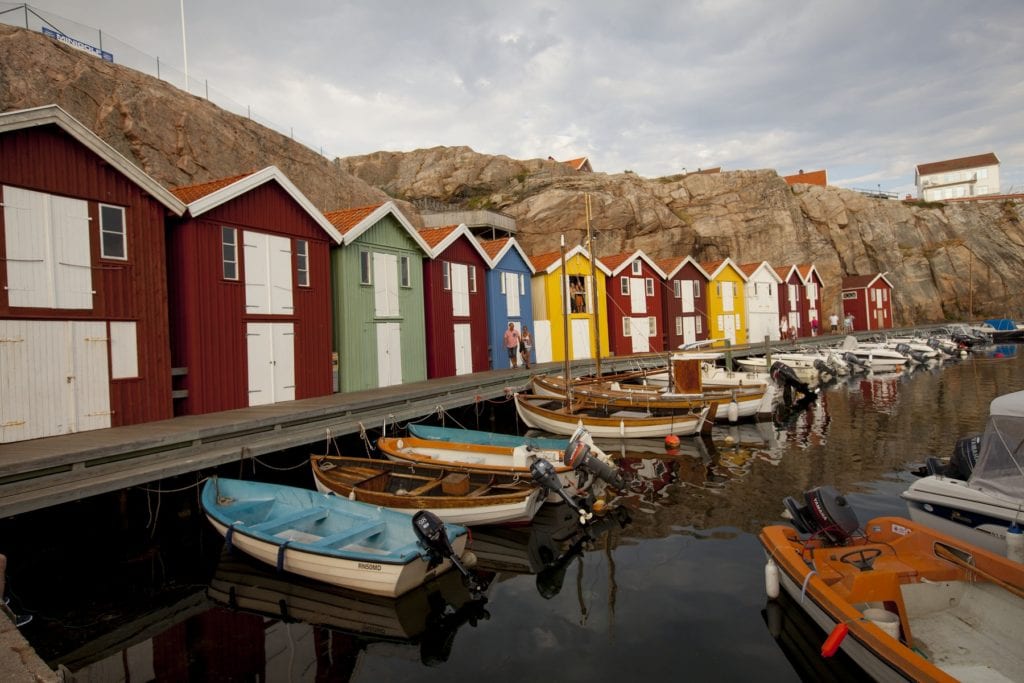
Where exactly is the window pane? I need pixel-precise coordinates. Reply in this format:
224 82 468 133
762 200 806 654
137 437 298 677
400 255 411 287
443 261 451 290
296 239 309 287
222 227 237 280
100 204 126 259
360 251 371 285
620 277 629 295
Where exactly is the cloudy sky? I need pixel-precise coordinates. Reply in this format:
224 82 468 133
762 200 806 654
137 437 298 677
14 0 1024 196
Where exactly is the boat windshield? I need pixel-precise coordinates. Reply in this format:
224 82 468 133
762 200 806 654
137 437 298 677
969 412 1024 501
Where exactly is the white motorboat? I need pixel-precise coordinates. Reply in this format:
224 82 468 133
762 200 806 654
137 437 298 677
901 389 1024 559
838 336 907 372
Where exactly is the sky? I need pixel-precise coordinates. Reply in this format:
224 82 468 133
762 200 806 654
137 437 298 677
9 0 1024 197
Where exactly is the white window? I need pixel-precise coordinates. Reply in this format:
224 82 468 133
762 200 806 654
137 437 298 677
295 239 309 287
3 187 94 310
631 260 642 275
693 280 701 298
500 272 506 294
645 278 654 296
806 282 818 301
99 204 126 260
451 263 470 316
442 261 451 290
695 317 702 333
979 168 988 179
717 314 724 331
469 265 477 293
399 255 411 288
620 276 630 295
359 250 371 285
673 280 682 298
675 317 683 335
222 227 238 280
519 273 525 295
735 313 742 329
648 316 657 336
622 318 631 337
109 321 138 379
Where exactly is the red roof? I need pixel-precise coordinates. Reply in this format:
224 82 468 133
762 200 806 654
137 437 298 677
600 252 633 272
171 172 255 203
530 250 562 272
478 238 509 260
842 274 891 289
916 153 999 176
739 262 762 277
783 169 827 187
323 204 385 235
700 259 725 275
418 225 458 249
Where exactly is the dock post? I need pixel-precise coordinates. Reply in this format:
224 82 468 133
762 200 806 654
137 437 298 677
724 340 733 371
764 335 772 367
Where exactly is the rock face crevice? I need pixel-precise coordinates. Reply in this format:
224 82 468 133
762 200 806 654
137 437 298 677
3 24 1022 325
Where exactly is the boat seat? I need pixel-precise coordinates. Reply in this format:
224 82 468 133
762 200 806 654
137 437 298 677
404 478 443 497
219 498 275 521
467 485 492 497
249 507 329 533
309 520 386 548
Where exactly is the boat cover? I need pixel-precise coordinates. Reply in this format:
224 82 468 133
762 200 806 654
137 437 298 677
969 390 1024 501
984 318 1018 331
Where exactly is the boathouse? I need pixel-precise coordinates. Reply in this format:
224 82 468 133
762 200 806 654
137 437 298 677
841 273 894 332
600 250 666 355
775 265 803 337
418 224 491 377
657 256 711 350
324 202 431 391
478 237 536 369
798 264 824 336
740 261 783 343
0 105 186 443
529 244 610 362
168 167 341 414
700 258 748 346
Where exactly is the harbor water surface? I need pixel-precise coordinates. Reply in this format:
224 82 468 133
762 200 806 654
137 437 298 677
3 347 1023 681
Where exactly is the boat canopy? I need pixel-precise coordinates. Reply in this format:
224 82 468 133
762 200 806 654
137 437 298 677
984 318 1018 331
969 390 1024 501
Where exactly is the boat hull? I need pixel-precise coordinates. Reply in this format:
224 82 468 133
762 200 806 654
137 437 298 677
514 393 709 438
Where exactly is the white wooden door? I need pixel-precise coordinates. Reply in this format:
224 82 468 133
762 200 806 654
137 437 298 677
630 278 646 314
504 272 520 316
453 323 472 375
721 281 734 313
451 263 469 317
682 316 697 346
244 232 293 315
0 320 110 443
373 253 399 317
246 322 295 405
376 322 402 387
681 282 695 314
723 314 737 345
533 320 552 363
630 318 650 353
571 318 591 359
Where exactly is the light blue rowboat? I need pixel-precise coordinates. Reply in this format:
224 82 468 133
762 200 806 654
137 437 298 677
201 477 469 597
408 423 569 451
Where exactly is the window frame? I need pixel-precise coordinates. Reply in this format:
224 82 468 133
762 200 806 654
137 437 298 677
442 261 451 290
673 280 682 298
99 203 127 260
222 227 239 281
622 317 631 337
359 250 372 285
631 260 642 276
645 278 654 296
295 239 310 288
399 255 411 288
620 276 630 295
469 265 477 293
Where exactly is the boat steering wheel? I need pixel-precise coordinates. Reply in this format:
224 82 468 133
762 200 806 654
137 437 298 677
838 548 882 571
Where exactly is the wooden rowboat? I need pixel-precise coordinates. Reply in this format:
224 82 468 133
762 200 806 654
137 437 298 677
376 435 575 478
761 505 1024 681
309 455 546 526
201 477 469 598
514 392 711 439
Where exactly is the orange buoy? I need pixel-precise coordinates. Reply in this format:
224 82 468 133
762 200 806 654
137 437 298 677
820 622 849 658
664 434 681 449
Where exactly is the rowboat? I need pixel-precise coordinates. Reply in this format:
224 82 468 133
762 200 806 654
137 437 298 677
207 550 487 645
309 454 546 526
761 486 1024 681
514 391 711 439
201 477 470 597
376 435 576 478
408 423 569 451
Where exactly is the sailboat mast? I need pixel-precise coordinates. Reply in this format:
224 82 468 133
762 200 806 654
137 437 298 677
586 193 602 378
560 235 573 406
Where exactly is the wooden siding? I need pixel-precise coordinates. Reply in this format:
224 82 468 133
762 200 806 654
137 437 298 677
422 236 489 378
532 252 609 362
486 249 534 370
168 184 334 415
799 271 823 336
842 281 892 331
0 124 173 427
332 214 427 392
605 259 665 356
663 263 709 351
706 264 748 346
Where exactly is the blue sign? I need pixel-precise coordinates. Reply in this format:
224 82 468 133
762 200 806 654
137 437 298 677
42 27 114 62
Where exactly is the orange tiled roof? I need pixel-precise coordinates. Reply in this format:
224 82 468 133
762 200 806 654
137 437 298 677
917 153 999 177
171 172 255 203
323 204 385 235
600 252 633 272
797 264 817 281
842 274 883 289
479 238 510 260
656 256 684 274
700 259 725 275
530 250 562 272
783 169 827 187
418 225 458 249
564 157 589 171
739 262 762 277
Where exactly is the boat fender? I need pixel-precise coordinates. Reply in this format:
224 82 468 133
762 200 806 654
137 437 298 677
225 522 241 552
820 623 848 658
727 400 739 423
665 434 681 449
1007 523 1024 564
765 558 780 599
276 540 292 573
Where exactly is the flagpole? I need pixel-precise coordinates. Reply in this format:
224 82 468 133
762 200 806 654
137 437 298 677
586 193 602 378
180 0 189 93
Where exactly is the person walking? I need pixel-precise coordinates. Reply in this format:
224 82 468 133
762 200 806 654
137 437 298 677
520 326 533 370
779 317 789 341
811 316 819 337
503 322 521 369
829 313 839 334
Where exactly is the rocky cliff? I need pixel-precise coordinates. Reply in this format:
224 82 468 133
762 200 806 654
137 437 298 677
3 24 1023 325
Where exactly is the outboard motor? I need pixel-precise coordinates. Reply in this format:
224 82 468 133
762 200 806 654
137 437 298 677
535 506 631 599
782 485 860 546
413 510 481 597
529 457 592 524
565 436 626 490
895 343 927 365
770 361 816 398
948 434 980 480
842 351 869 373
813 358 835 379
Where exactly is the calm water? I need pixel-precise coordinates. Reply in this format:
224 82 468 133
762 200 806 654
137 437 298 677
3 347 1023 682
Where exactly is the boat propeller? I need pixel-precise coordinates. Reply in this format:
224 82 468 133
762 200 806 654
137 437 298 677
564 437 627 490
770 361 817 399
841 351 869 372
412 510 482 598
